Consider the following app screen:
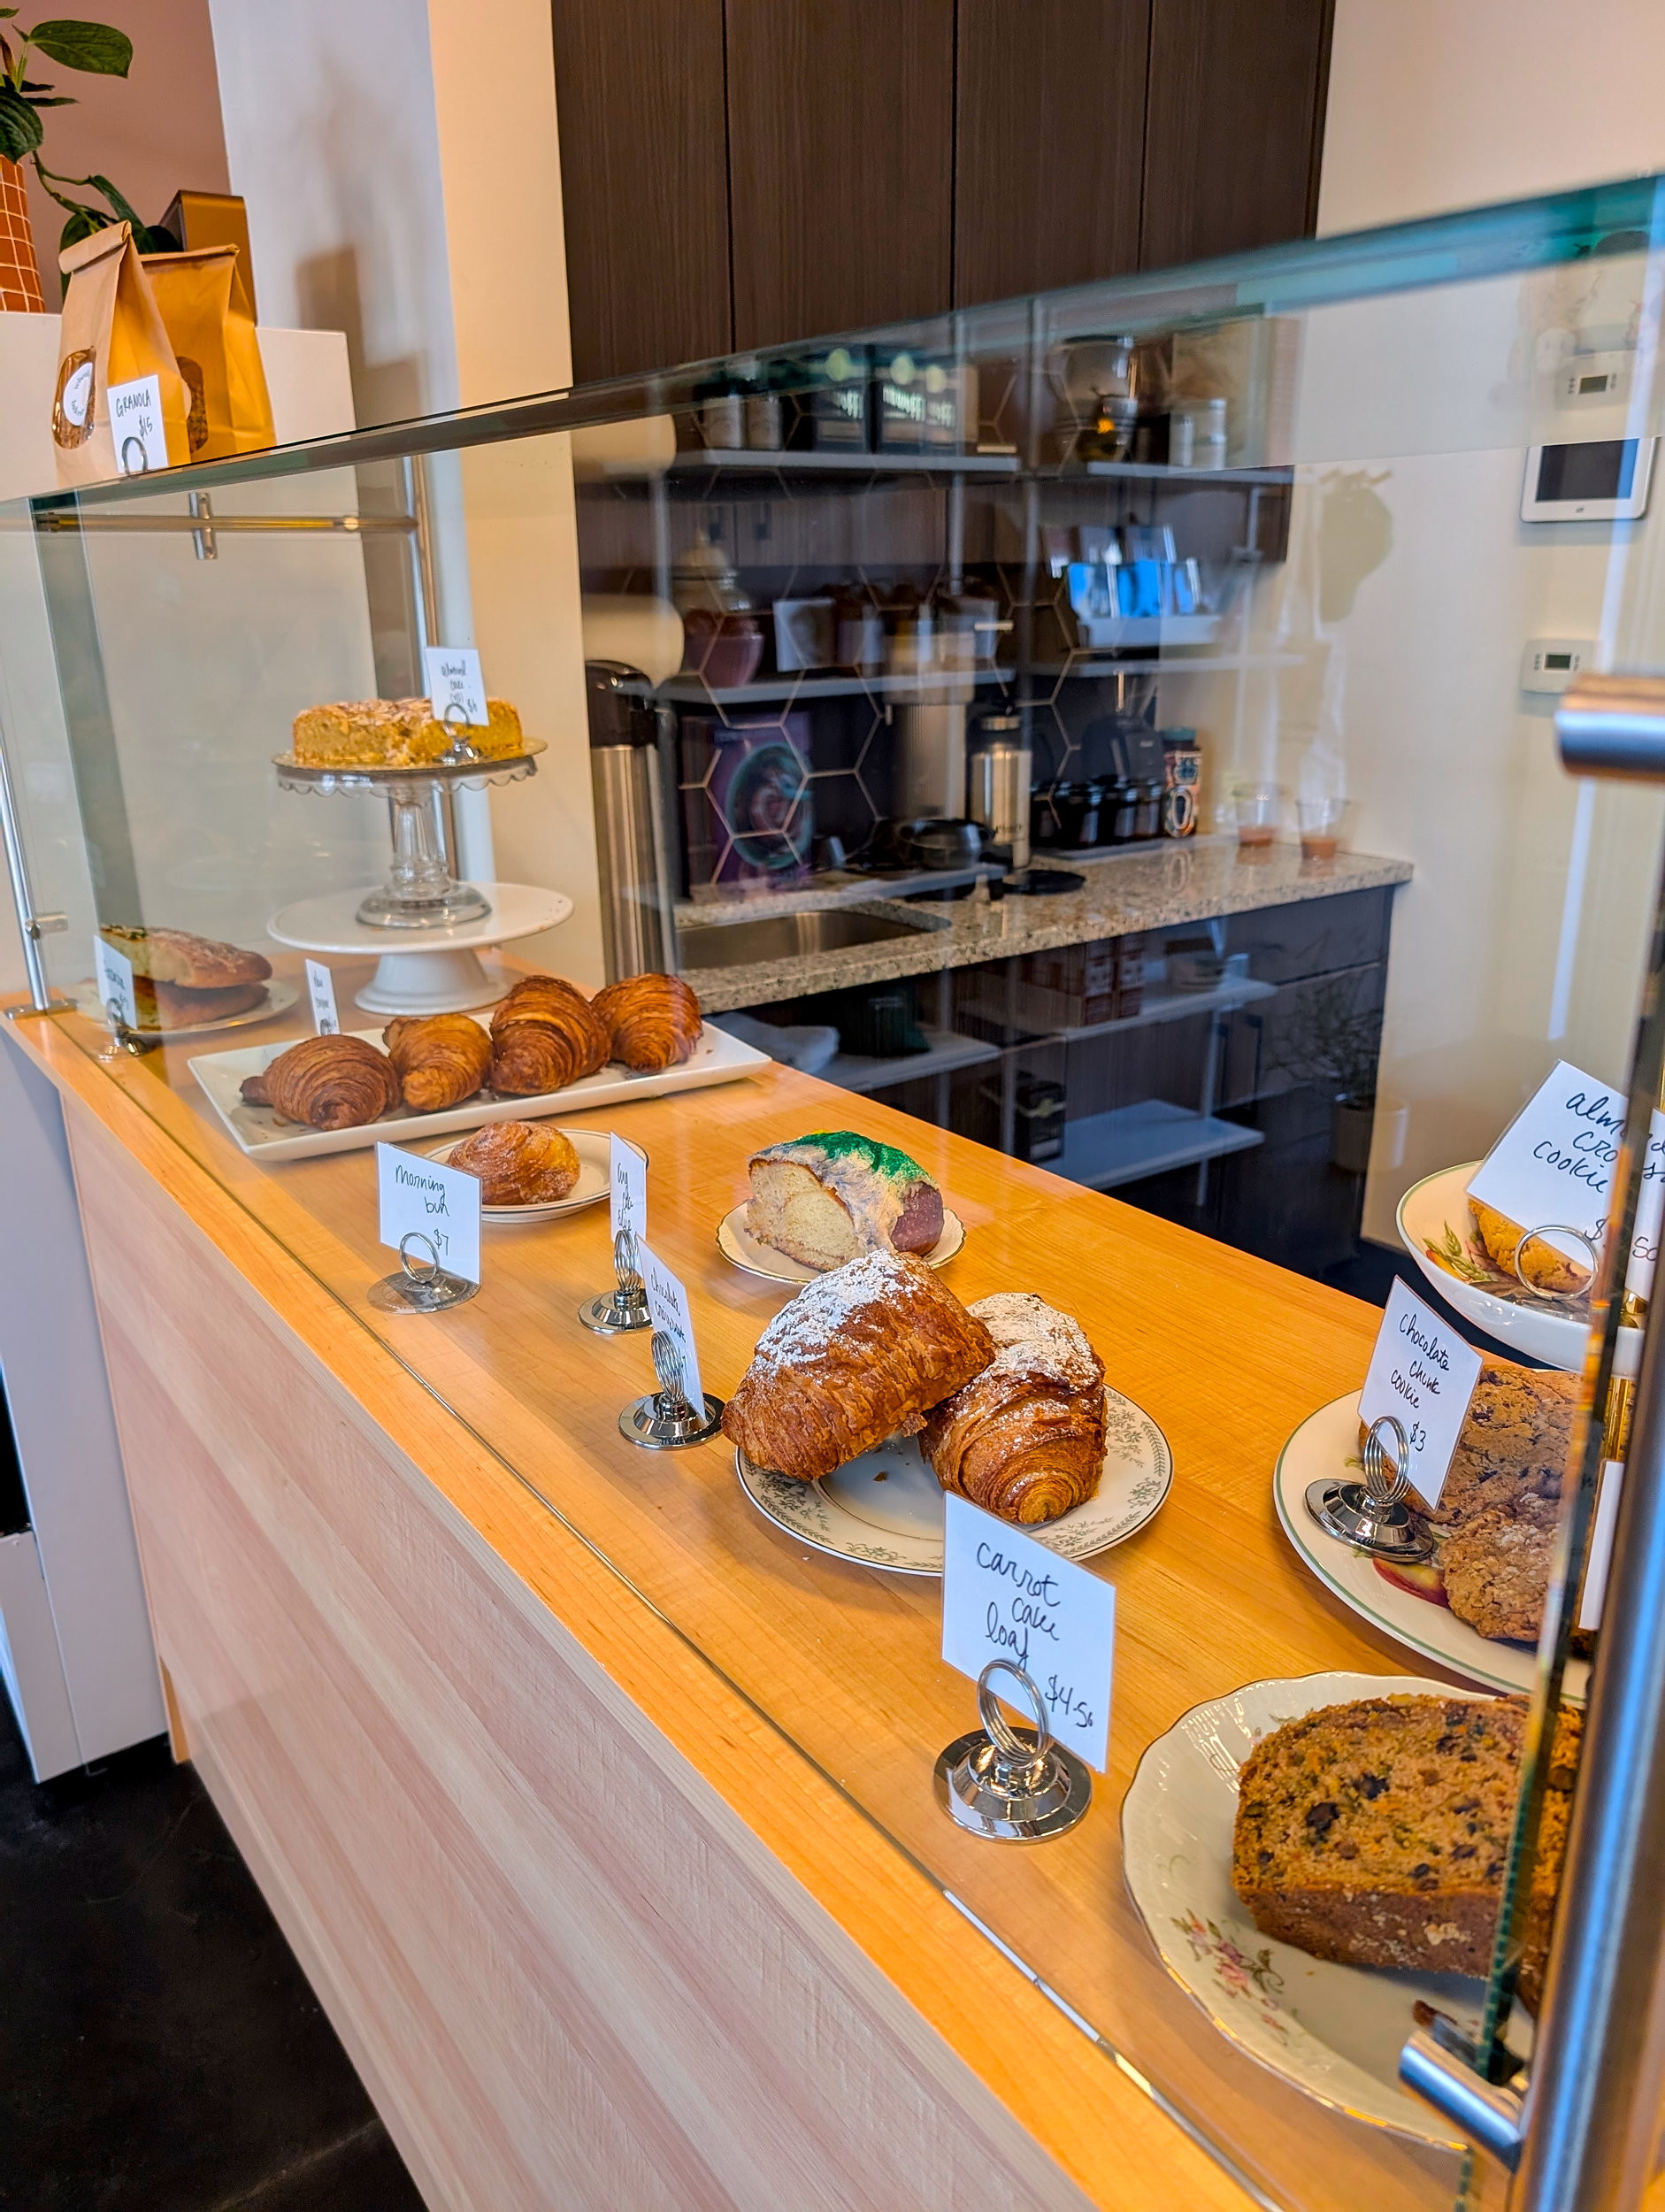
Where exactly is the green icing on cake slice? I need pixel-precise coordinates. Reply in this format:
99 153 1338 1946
798 1130 925 1182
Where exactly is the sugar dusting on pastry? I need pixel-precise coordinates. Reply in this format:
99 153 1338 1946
968 1292 1101 1391
750 1249 922 1371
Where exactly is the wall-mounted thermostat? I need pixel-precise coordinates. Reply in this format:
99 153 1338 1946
1523 438 1655 521
1521 638 1595 695
1554 349 1634 407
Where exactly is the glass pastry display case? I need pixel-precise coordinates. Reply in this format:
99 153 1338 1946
7 174 1665 2212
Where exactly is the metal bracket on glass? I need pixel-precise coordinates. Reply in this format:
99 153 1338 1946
366 1232 479 1315
933 1660 1092 1843
1306 1414 1434 1561
1512 1223 1598 1302
579 1227 653 1335
1400 2009 1526 2171
618 1330 724 1449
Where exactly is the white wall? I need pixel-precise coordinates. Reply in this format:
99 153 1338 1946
208 0 603 983
1305 1 1665 1239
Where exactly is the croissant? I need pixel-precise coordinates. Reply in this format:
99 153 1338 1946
591 972 702 1072
239 1034 400 1130
448 1118 581 1204
921 1292 1106 1525
721 1249 994 1481
489 975 610 1096
382 1012 492 1111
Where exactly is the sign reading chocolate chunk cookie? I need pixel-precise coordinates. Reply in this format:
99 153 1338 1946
1359 1279 1482 1509
635 1241 706 1409
941 1495 1115 1770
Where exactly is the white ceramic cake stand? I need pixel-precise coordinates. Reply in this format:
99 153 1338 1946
268 883 573 1014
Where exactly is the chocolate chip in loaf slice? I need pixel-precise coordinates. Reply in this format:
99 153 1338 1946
1232 1694 1525 1977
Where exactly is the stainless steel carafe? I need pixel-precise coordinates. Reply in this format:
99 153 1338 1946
966 710 1032 870
587 660 676 980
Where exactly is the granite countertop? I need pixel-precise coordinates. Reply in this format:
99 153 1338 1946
679 837 1413 1014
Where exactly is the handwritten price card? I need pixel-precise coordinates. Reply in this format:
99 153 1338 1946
610 1133 648 1254
636 1240 706 1409
1358 1278 1482 1509
92 933 136 1028
941 1494 1115 1771
1467 1057 1665 1296
304 959 340 1035
376 1143 481 1285
423 644 487 729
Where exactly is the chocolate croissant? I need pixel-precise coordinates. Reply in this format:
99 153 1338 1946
591 972 702 1072
488 974 610 1095
921 1292 1106 1525
722 1249 994 1481
240 1034 400 1131
382 1012 492 1111
449 1118 580 1204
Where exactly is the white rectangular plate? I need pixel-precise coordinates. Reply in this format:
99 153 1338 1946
187 1023 771 1163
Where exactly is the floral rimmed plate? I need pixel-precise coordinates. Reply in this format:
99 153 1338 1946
716 1202 966 1281
1273 1391 1589 1702
1123 1670 1495 2146
425 1129 610 1221
1397 1161 1638 1377
733 1385 1171 1576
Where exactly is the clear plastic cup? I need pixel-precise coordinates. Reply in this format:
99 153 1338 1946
1298 795 1354 862
1231 781 1286 849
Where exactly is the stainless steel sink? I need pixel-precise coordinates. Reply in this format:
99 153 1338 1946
676 906 943 971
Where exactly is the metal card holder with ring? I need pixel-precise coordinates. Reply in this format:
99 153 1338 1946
580 1225 653 1334
1306 1412 1435 1561
368 1231 480 1315
933 1659 1093 1843
436 699 484 767
1512 1222 1599 1302
619 1329 725 1448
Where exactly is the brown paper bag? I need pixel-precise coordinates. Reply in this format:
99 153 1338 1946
54 223 190 486
142 243 274 460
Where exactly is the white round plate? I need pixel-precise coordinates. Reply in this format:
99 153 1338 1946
426 1127 610 1220
1274 1390 1588 1702
73 977 298 1040
716 1202 965 1280
267 881 572 956
734 1386 1171 1576
1123 1669 1495 2146
1397 1161 1638 1378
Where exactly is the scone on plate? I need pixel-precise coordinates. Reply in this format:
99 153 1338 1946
746 1131 944 1271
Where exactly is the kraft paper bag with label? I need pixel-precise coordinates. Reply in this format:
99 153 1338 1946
142 243 273 460
53 223 189 486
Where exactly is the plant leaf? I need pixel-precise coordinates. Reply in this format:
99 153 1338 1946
58 203 104 248
28 19 132 74
134 221 175 253
85 168 141 224
0 78 43 157
24 92 75 104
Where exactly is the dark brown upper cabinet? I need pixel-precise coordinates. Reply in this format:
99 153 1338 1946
551 0 733 384
1140 0 1333 269
953 0 1150 309
725 0 955 351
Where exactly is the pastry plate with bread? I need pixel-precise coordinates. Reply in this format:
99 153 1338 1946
1398 1162 1640 1376
735 1402 1170 1574
1274 1390 1590 1701
719 1130 965 1279
723 1249 1171 1574
425 1126 610 1220
75 976 299 1038
1124 1671 1504 2145
188 1019 768 1162
86 926 296 1037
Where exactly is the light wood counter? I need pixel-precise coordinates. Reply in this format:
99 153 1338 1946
5 991 1470 2212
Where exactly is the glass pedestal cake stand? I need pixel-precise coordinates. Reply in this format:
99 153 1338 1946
268 742 572 1015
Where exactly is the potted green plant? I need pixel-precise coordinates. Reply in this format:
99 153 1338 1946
0 13 173 312
1271 971 1385 1175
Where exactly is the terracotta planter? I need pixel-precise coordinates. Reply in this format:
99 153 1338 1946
0 157 43 311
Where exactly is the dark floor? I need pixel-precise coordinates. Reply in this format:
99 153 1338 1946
1324 1234 1548 1363
0 1698 426 2211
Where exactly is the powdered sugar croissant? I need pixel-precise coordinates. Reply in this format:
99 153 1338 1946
921 1292 1106 1525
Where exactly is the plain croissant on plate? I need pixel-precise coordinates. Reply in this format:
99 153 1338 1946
382 1012 492 1111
